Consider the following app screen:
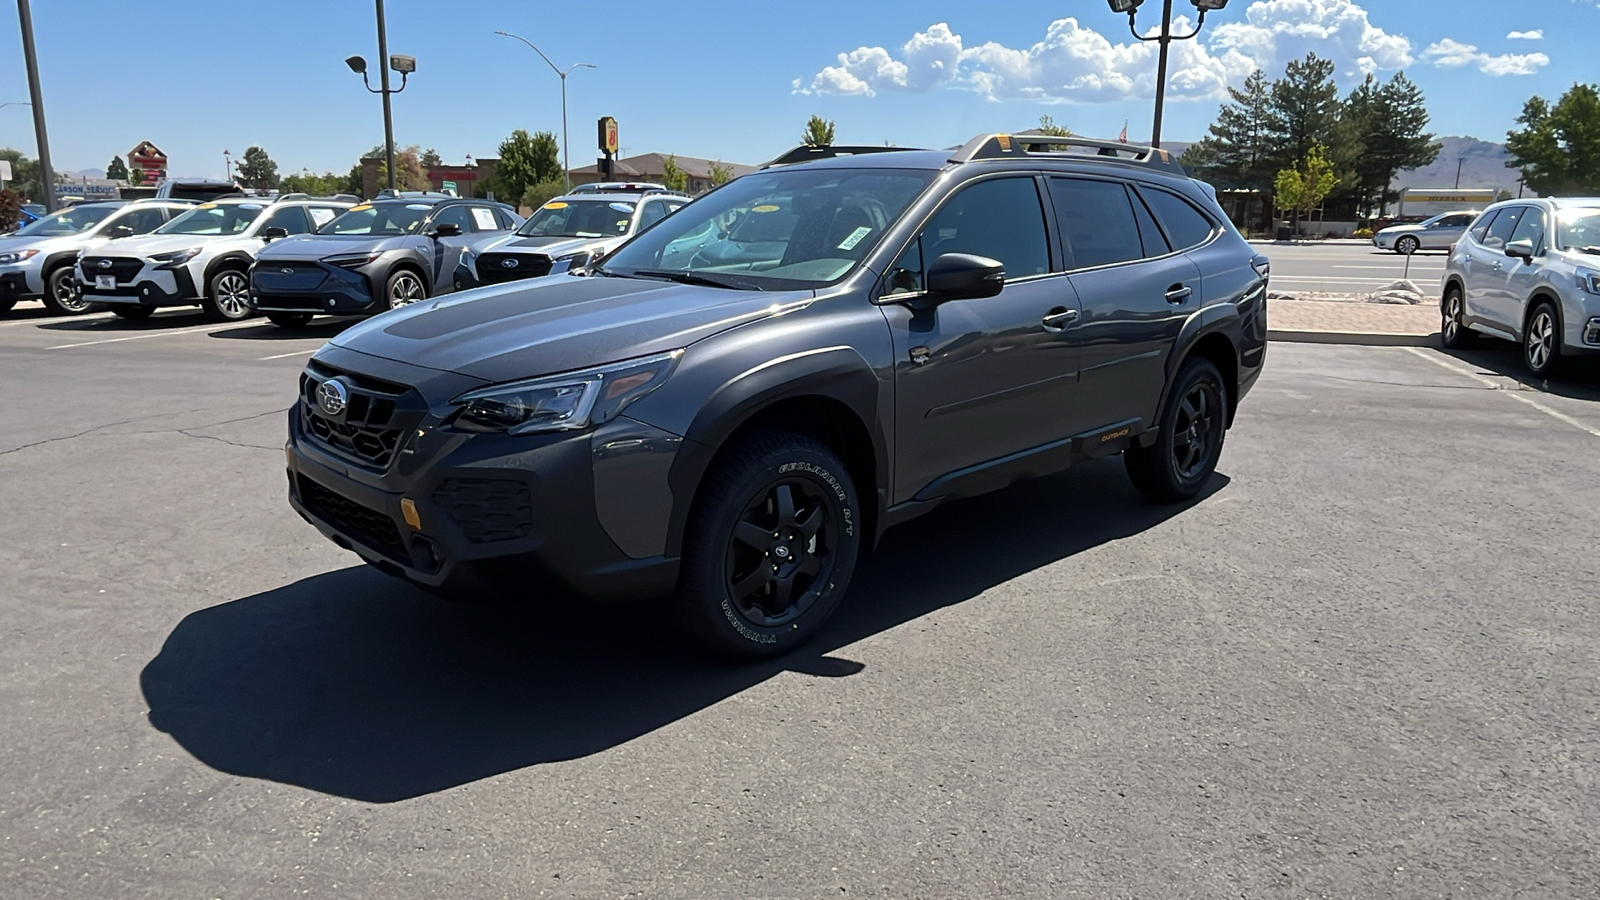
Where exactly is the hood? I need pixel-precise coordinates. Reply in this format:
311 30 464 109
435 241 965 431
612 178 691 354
0 233 86 254
257 233 412 261
98 233 233 258
1378 224 1425 235
329 274 812 383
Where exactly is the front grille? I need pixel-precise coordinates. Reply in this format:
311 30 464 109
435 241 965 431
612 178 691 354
254 261 329 292
432 478 535 543
477 253 552 285
80 256 143 282
297 474 408 561
298 361 420 471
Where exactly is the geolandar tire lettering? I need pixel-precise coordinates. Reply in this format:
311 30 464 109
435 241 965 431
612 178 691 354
678 431 861 660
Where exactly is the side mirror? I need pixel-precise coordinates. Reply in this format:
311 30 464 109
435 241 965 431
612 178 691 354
924 252 1005 302
1505 238 1535 261
430 222 462 239
261 226 289 241
107 225 134 239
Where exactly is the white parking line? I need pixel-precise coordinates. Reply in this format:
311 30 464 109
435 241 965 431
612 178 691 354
1402 346 1600 439
1330 265 1445 271
0 312 115 328
1272 276 1438 284
258 348 317 360
45 321 256 350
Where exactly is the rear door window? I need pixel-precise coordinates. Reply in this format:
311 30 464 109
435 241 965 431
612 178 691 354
1047 177 1143 270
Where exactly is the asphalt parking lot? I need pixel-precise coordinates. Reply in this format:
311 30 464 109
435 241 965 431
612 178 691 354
1259 241 1448 296
3 305 1599 898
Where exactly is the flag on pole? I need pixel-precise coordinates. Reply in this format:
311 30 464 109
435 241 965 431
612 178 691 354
1118 120 1128 143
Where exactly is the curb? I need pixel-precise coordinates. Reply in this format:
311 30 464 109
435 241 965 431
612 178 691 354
1267 329 1440 348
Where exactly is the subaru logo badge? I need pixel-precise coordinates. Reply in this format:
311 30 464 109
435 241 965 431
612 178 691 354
97 259 112 270
501 258 518 268
280 268 294 275
315 379 349 417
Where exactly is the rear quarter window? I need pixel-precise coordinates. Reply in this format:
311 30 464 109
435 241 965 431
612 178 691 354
1138 187 1217 251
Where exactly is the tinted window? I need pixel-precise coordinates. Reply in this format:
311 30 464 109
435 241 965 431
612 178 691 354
112 207 169 235
1437 213 1475 228
1048 178 1142 269
637 200 669 231
1140 187 1216 250
1508 208 1546 252
428 205 474 233
1468 210 1499 243
1482 206 1525 250
924 177 1050 280
261 206 311 236
494 208 517 230
1130 191 1170 257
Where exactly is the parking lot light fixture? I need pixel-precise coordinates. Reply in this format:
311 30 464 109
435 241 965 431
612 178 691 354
1115 0 1229 149
347 1 413 193
494 30 596 191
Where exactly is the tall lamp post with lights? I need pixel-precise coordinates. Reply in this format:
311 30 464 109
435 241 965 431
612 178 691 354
1108 0 1230 149
494 30 596 191
346 0 416 193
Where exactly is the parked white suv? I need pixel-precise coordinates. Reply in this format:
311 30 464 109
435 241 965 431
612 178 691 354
0 199 194 315
77 194 354 321
1441 198 1600 377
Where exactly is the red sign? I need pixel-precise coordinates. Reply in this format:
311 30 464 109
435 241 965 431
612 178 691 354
599 117 618 155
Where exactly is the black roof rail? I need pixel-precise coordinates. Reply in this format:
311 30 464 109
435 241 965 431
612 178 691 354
950 133 1187 176
761 144 922 169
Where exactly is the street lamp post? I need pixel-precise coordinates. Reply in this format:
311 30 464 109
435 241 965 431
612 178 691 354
346 0 416 194
494 30 596 191
1454 156 1466 190
223 149 232 182
1109 0 1229 149
16 0 58 212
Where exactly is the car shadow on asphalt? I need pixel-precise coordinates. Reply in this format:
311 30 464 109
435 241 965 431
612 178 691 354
140 459 1228 803
207 319 359 341
32 310 211 331
1439 342 1600 400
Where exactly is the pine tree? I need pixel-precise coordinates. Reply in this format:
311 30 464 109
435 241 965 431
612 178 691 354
802 115 836 147
1264 53 1342 175
237 146 280 189
105 156 129 182
1184 69 1275 192
1344 72 1440 215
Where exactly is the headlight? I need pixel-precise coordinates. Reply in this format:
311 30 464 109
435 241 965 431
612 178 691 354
0 249 39 266
324 251 382 268
151 247 202 268
555 250 591 265
449 350 682 435
460 247 478 275
1578 269 1600 295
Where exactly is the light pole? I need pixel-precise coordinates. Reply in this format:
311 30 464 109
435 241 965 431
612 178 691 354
223 149 232 182
16 0 58 212
1109 0 1229 149
1454 156 1466 190
494 30 596 191
347 0 416 194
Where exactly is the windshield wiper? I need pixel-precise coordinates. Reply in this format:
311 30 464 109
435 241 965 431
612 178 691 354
627 269 763 291
1573 245 1600 256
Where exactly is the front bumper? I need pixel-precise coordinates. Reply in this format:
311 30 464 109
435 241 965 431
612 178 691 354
78 266 197 307
250 261 381 315
0 268 41 300
285 352 682 601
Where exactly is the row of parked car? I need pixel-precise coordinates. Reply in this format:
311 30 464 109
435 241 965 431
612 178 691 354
0 181 693 325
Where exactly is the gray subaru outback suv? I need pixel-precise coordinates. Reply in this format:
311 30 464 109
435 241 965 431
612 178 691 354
285 134 1269 658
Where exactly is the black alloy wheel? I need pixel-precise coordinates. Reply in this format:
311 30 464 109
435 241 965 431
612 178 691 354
679 432 861 659
1440 287 1475 349
41 267 92 315
1125 357 1228 502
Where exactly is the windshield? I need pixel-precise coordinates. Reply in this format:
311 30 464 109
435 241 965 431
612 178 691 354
318 203 431 236
518 199 636 238
1556 208 1600 251
600 168 935 289
13 205 117 237
156 202 265 235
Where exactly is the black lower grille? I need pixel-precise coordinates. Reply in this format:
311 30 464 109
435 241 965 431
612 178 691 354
433 478 535 543
297 475 408 560
477 253 552 285
80 256 143 282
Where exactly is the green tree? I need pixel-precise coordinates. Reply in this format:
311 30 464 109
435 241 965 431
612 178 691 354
0 189 21 232
1183 70 1276 231
1036 114 1071 137
370 144 432 192
0 149 42 202
420 147 442 167
130 167 144 188
1506 83 1600 196
1264 53 1343 176
660 154 688 192
708 160 734 187
493 129 562 201
520 179 566 211
802 115 836 147
237 146 280 189
1342 72 1440 216
280 170 347 197
1274 143 1339 231
105 156 129 182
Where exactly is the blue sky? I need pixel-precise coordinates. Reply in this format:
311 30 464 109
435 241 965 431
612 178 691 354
0 0 1594 179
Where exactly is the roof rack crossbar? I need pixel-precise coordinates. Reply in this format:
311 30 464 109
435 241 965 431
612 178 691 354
761 144 922 169
950 134 1187 175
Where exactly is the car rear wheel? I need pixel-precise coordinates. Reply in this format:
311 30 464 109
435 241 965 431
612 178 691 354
40 267 92 315
266 312 313 328
110 306 155 320
383 270 426 310
678 431 861 660
1395 235 1420 255
1125 357 1227 502
202 269 255 322
1523 300 1562 378
1440 286 1476 349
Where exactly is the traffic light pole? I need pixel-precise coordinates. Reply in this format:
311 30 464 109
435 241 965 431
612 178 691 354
16 0 58 211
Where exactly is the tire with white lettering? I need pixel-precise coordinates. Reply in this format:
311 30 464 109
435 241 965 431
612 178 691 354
678 432 860 660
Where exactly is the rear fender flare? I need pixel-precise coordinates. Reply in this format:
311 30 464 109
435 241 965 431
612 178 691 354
1150 304 1243 435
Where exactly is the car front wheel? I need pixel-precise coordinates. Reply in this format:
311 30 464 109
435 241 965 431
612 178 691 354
1395 235 1420 255
383 270 427 310
1125 357 1228 502
1523 300 1562 378
203 269 255 322
41 267 93 315
678 432 861 659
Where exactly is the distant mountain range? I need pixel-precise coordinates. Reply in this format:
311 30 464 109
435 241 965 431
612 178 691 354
1393 136 1524 196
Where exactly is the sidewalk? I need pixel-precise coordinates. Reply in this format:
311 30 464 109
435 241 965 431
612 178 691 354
1266 298 1440 346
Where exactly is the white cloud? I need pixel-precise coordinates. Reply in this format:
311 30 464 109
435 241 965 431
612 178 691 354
796 0 1414 103
1422 38 1549 76
1507 29 1544 40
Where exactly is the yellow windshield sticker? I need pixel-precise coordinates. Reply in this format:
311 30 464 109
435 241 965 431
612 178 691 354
349 204 371 212
198 202 218 209
544 201 569 209
752 204 781 213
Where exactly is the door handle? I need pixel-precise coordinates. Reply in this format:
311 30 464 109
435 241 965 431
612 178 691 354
1492 261 1502 271
1165 284 1193 304
1042 307 1079 330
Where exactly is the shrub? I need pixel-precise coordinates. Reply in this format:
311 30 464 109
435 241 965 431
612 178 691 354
519 180 567 213
1353 227 1375 239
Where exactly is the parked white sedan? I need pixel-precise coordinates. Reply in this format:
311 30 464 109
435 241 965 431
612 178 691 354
1374 210 1481 254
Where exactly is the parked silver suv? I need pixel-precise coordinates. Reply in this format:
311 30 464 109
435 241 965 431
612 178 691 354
1441 198 1600 377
